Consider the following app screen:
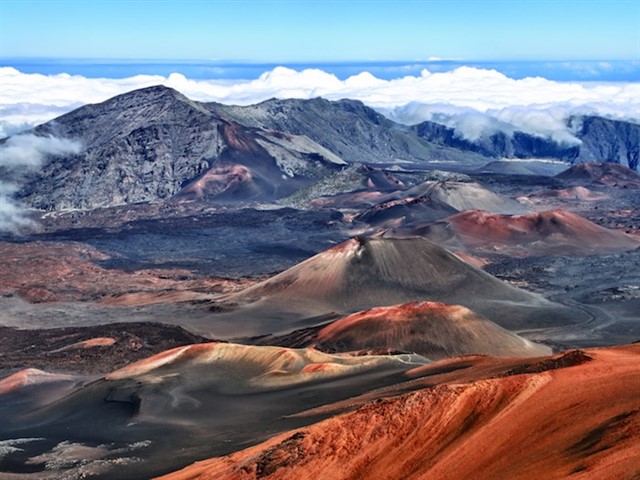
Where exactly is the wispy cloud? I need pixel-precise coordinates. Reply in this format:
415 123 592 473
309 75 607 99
0 134 81 233
1 65 638 142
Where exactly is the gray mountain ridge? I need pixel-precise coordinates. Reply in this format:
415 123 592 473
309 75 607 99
17 86 349 210
206 97 489 165
6 84 639 212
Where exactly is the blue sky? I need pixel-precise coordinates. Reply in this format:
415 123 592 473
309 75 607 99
1 0 639 62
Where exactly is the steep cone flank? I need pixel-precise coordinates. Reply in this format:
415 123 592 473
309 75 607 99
314 302 550 360
159 344 640 480
446 209 640 255
221 237 580 331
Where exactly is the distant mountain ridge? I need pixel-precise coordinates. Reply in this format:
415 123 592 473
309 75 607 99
11 87 488 211
5 85 639 211
207 97 488 165
412 115 639 170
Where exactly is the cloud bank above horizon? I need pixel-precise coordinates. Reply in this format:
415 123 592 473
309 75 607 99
1 65 639 142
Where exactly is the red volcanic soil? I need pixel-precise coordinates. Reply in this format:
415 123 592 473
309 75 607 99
445 209 640 256
48 337 117 352
0 368 75 394
557 162 640 188
0 241 251 304
179 164 253 199
159 344 640 480
452 251 488 268
310 190 388 209
221 122 262 154
313 301 549 359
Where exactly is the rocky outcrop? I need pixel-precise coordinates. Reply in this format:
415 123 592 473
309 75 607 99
412 115 640 170
412 120 577 160
16 86 346 210
207 97 489 165
572 116 639 170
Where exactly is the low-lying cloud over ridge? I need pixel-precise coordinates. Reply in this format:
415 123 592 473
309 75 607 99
0 134 81 232
1 65 639 142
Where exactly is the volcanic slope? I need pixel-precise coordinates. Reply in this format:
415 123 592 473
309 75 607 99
355 180 523 228
207 97 489 165
282 164 405 209
274 302 551 360
277 301 551 360
0 343 427 479
16 86 346 210
410 180 524 213
441 209 640 256
0 240 246 304
159 344 640 480
213 237 583 337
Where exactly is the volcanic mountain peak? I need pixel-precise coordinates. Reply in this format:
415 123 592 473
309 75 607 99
94 84 196 109
446 208 640 255
16 86 354 210
105 341 427 392
207 96 489 165
34 84 209 148
314 301 551 359
220 236 580 331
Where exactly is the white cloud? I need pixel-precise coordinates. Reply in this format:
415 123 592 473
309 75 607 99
1 65 639 142
0 134 81 233
2 134 82 168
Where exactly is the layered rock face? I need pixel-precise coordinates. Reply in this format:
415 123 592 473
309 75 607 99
16 86 347 210
412 115 640 170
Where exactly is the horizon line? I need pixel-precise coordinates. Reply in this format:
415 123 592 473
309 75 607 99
3 56 640 65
